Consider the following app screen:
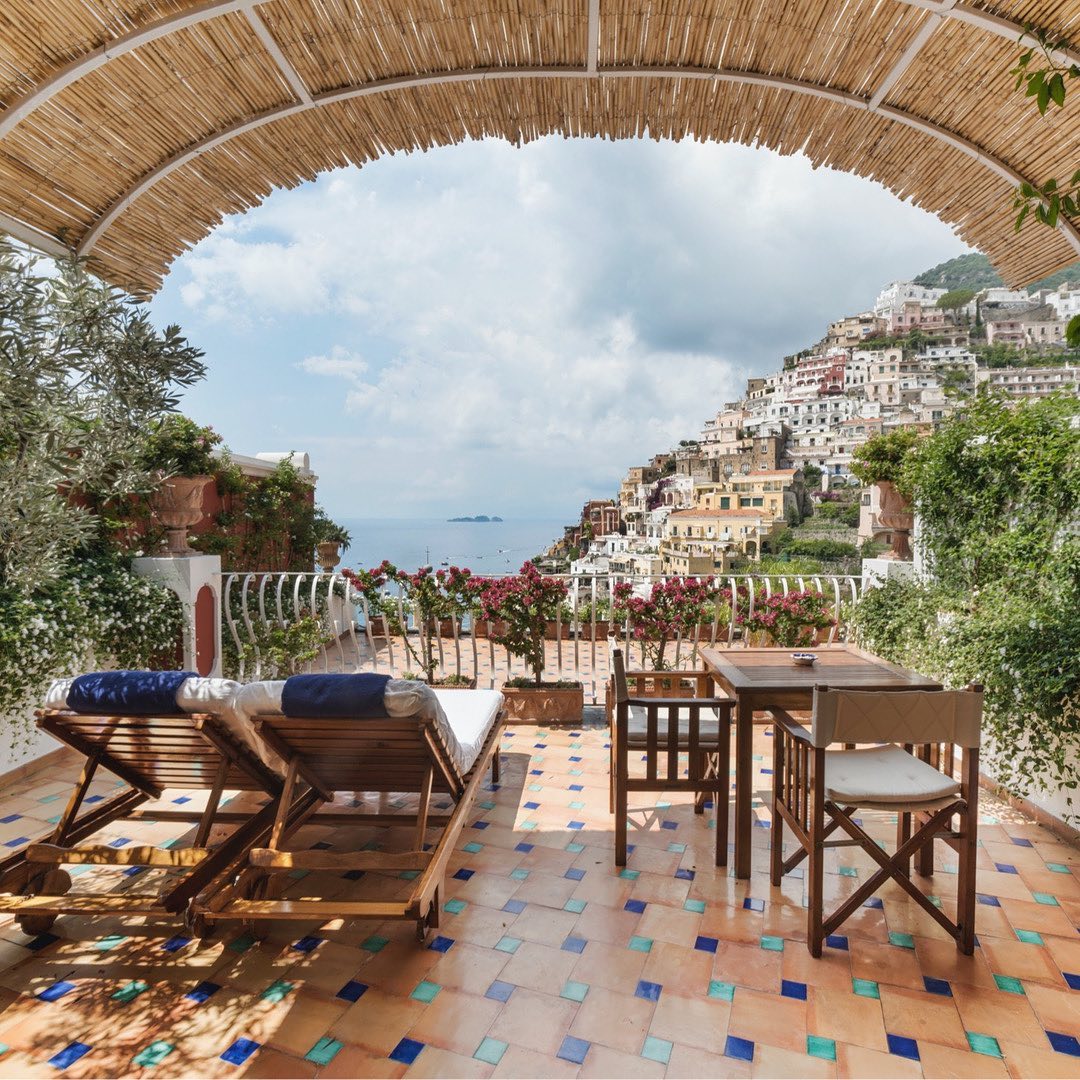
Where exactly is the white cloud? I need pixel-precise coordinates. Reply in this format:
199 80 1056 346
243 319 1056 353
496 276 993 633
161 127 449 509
163 135 965 517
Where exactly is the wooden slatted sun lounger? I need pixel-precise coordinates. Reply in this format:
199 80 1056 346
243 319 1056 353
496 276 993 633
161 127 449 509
192 687 505 941
0 706 316 935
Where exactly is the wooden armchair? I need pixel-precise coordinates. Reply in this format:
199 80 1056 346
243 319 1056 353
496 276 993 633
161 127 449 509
608 645 734 867
770 684 983 956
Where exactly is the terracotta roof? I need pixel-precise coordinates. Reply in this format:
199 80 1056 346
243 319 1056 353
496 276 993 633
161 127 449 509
0 0 1078 293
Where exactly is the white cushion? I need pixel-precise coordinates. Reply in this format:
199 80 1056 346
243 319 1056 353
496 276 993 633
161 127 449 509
433 689 505 774
627 703 729 744
824 745 961 807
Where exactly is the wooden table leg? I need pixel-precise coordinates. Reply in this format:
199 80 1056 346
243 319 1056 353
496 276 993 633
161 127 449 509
734 696 754 879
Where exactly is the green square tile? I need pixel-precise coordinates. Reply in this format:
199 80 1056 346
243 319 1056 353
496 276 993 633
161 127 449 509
619 869 640 880
411 980 441 1003
229 933 256 953
261 980 294 1004
445 898 467 914
399 869 420 880
95 934 127 952
569 769 583 776
361 934 389 953
667 843 687 854
0 1043 9 1057
993 974 1025 995
561 980 589 1002
760 935 785 952
838 866 858 878
38 795 60 803
1047 862 1070 873
888 932 915 949
966 1032 1002 1058
628 935 653 953
528 783 543 792
928 895 943 909
289 869 309 880
463 842 483 854
305 1037 342 1066
1033 892 1059 906
852 979 880 999
495 936 522 954
569 742 582 749
133 1041 174 1068
807 1036 837 1061
474 1037 508 1066
479 800 496 810
520 820 538 830
641 1036 672 1065
112 980 149 1004
531 756 544 764
569 801 586 810
654 801 671 810
510 868 530 881
1015 929 1044 945
564 898 587 914
565 842 585 853
684 898 706 914
707 981 735 1001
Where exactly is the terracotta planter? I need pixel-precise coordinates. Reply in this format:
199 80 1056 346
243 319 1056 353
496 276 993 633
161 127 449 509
876 480 914 561
316 540 342 572
544 620 572 640
150 475 211 555
500 683 585 724
474 619 508 639
425 618 462 637
573 620 611 640
363 616 390 638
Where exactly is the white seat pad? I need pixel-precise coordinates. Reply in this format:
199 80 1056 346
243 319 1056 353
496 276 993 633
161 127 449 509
433 689 504 774
627 704 729 744
825 745 961 807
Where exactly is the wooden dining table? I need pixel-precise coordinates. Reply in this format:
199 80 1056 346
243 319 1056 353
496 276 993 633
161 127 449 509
699 645 942 879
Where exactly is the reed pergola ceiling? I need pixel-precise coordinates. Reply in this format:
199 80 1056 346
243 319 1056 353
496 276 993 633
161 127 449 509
1 0 1078 295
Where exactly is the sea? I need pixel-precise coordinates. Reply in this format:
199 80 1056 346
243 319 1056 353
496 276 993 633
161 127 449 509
335 517 566 574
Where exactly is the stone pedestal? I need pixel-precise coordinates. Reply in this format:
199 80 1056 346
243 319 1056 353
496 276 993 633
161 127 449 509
861 557 915 591
133 555 222 676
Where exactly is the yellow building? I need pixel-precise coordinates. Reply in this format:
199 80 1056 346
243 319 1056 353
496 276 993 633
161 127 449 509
695 469 800 521
661 507 779 568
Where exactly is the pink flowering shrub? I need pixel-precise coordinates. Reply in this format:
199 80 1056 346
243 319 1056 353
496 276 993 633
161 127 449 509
738 590 835 648
480 563 569 686
611 577 717 669
341 560 396 619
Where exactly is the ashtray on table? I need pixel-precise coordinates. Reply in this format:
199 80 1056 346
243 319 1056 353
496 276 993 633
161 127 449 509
791 652 818 667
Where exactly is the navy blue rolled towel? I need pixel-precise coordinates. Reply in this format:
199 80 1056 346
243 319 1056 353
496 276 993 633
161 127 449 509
67 670 198 715
281 673 392 718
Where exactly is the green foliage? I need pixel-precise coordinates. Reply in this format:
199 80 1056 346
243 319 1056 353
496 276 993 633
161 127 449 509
849 429 920 496
222 613 327 681
913 252 1080 293
782 538 859 560
907 391 1079 592
1068 314 1080 348
0 241 205 593
813 500 860 528
312 508 352 550
140 415 221 476
935 289 976 314
801 464 823 487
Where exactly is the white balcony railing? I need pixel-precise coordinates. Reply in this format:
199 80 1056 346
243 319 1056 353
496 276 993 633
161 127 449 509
220 571 862 702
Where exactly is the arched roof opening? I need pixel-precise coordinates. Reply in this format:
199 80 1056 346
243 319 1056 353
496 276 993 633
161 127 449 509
1 0 1077 295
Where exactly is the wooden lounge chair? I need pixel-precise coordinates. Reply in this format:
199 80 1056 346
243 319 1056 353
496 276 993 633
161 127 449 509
608 645 734 867
192 684 505 941
0 684 314 935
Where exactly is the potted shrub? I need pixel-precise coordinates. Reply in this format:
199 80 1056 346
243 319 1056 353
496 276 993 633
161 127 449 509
544 601 575 640
575 596 612 640
738 590 836 647
141 415 221 555
342 561 394 636
480 563 583 722
611 577 717 673
851 429 919 560
390 565 477 685
312 510 352 571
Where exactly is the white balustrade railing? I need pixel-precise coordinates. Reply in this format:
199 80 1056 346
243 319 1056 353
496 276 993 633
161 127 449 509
220 571 862 701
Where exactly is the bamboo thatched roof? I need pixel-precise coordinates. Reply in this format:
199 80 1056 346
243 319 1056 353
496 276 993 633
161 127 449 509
0 0 1078 295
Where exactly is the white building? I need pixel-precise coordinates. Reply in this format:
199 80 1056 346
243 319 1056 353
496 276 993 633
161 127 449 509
873 281 946 318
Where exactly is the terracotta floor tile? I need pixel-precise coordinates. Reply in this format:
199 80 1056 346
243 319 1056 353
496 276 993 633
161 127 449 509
913 936 998 990
752 1043 837 1078
648 990 730 1053
835 1041 923 1078
331 987 427 1055
569 902 640 946
317 1044 408 1079
711 941 782 993
238 1046 316 1078
665 1041 752 1078
634 903 702 949
490 1044 580 1078
427 940 509 996
497 940 580 996
404 1044 493 1078
878 985 968 1050
950 984 1047 1048
727 986 807 1055
849 940 925 991
1023 982 1080 1039
640 940 715 998
570 939 647 993
917 1040 1010 1079
576 1043 666 1078
781 943 852 992
999 1038 1080 1079
487 988 578 1056
510 871 579 909
1000 897 1080 939
806 986 888 1053
406 988 501 1056
569 985 655 1054
978 938 1065 987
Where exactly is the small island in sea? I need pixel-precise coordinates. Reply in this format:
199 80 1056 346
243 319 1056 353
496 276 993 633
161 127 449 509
447 514 503 522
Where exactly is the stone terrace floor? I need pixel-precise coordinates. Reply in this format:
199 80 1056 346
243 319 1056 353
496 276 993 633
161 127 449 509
0 716 1075 1077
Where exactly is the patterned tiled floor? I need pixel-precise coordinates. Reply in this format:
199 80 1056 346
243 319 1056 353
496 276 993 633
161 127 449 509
0 715 1076 1077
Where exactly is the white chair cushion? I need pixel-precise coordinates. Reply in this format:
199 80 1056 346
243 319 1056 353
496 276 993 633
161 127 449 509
627 703 728 744
824 745 961 807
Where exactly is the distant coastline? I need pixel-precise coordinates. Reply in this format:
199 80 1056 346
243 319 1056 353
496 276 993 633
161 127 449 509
447 514 503 522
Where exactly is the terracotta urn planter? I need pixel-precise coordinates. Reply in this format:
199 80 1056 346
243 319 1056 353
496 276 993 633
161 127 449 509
500 683 585 724
473 619 508 639
876 481 915 561
316 540 342 572
544 620 572 640
150 475 211 555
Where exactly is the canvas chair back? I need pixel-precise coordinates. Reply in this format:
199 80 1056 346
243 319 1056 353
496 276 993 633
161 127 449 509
811 687 983 749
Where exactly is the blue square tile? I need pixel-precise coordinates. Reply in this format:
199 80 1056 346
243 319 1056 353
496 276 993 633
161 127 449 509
0 814 20 824
635 979 662 1001
569 756 582 762
186 980 221 1004
529 769 543 776
108 837 131 848
23 932 59 952
485 980 515 1003
534 743 547 749
863 897 884 909
569 784 584 792
826 935 849 951
502 899 527 915
49 1043 92 1070
453 868 475 881
171 796 191 805
341 869 365 881
562 936 587 954
336 980 368 1003
1063 972 1080 991
977 894 1002 907
1047 1031 1080 1056
3 837 29 848
923 976 952 997
743 897 764 912
427 935 454 953
674 868 695 881
781 980 807 1001
514 842 534 853
564 867 585 881
660 820 678 831
1012 837 1034 847
472 820 489 830
624 899 647 914
725 1036 754 1062
389 1038 425 1065
221 1039 260 1066
887 1034 920 1060
524 802 540 810
38 980 75 1002
567 821 585 830
161 935 191 953
291 935 322 954
84 795 103 804
557 1036 590 1065
994 863 1018 874
695 935 719 954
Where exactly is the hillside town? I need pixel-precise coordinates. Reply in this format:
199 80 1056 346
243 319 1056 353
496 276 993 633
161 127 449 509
544 271 1080 582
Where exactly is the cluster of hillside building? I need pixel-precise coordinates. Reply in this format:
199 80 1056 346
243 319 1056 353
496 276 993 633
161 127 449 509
545 277 1080 583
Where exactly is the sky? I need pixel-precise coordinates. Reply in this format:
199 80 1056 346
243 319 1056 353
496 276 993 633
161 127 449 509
149 136 969 522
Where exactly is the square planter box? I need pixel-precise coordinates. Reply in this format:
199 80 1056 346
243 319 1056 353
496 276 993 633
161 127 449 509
500 683 585 724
